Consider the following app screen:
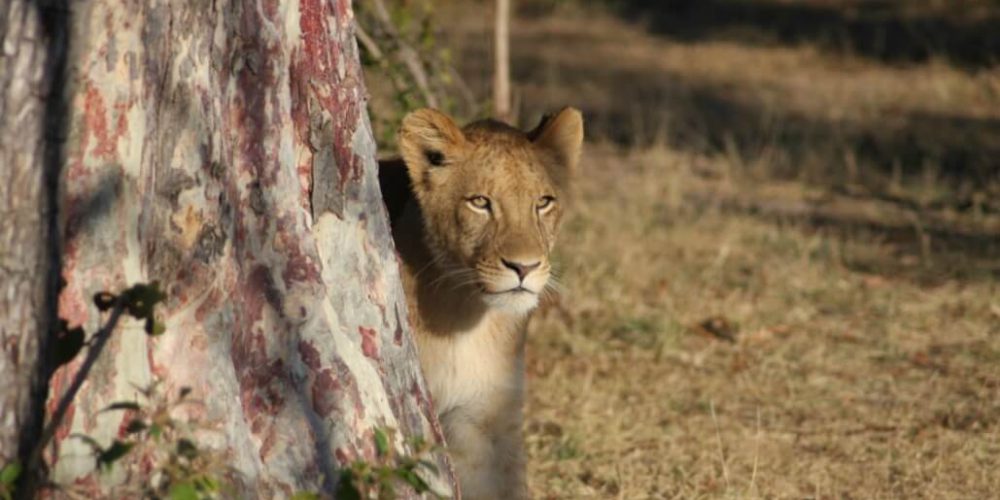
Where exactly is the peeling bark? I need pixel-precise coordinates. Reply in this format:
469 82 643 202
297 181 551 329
2 0 453 496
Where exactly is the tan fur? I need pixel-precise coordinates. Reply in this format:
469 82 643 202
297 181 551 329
379 108 583 499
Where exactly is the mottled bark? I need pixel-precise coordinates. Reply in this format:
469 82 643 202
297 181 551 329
0 0 65 473
4 0 453 496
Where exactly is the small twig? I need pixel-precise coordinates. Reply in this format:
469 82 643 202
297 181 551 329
709 400 730 491
355 22 386 61
747 406 761 496
905 210 933 267
446 65 477 113
770 423 900 437
27 297 128 473
365 0 440 108
356 20 422 117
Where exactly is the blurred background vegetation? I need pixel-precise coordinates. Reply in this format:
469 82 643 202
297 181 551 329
358 1 1000 497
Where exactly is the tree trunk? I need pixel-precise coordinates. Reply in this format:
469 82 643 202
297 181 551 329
493 0 511 122
0 0 63 473
3 0 454 497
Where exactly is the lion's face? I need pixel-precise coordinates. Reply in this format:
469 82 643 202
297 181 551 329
398 108 583 315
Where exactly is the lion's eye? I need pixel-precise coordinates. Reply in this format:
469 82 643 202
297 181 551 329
425 150 445 166
537 196 556 212
467 196 491 212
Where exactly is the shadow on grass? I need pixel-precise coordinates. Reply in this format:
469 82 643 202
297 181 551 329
513 48 1000 285
448 4 1000 282
506 48 1000 191
612 0 1000 69
701 194 1000 285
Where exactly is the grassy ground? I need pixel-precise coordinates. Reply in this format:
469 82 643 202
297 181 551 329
376 1 1000 497
525 144 999 498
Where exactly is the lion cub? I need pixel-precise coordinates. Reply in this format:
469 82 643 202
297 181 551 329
379 107 583 499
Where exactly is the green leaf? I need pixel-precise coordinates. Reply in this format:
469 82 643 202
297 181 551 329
408 435 427 449
290 492 321 500
193 476 219 492
417 459 439 474
168 482 199 500
335 470 362 500
373 428 390 457
102 401 141 412
53 325 85 367
124 419 148 434
0 462 21 485
149 423 163 439
144 317 166 336
176 438 198 459
395 469 430 493
93 292 117 311
97 440 134 469
380 480 396 499
123 282 167 319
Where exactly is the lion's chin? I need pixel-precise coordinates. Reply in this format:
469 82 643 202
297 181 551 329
480 288 540 315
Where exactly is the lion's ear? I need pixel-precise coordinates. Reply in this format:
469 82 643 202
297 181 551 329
530 107 583 190
398 109 466 194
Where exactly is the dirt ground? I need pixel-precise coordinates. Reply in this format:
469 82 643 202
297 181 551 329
391 1 1000 497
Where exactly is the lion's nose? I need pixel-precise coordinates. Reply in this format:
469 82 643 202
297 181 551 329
501 259 541 281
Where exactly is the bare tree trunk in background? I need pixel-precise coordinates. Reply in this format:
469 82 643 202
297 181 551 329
493 0 511 122
0 0 454 497
0 0 65 475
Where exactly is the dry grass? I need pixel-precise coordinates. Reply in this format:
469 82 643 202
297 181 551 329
525 144 999 498
438 0 1000 206
373 1 1000 497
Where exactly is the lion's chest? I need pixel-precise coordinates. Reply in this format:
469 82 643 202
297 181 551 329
417 318 521 417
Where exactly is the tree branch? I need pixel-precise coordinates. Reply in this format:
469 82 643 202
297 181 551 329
364 0 440 108
26 298 128 480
